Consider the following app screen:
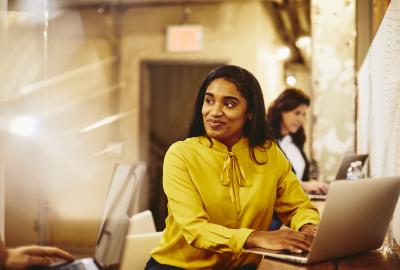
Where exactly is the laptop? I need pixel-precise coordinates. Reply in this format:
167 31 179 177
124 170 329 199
334 153 368 180
245 176 400 264
308 153 368 200
30 162 145 270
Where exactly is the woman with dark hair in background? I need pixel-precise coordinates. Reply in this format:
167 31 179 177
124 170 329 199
267 88 329 195
146 65 320 270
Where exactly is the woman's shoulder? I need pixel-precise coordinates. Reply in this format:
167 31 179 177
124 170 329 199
254 139 287 163
255 139 278 152
247 139 277 162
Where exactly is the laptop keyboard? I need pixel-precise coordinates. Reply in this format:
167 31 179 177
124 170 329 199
27 262 88 270
280 250 309 257
53 263 87 270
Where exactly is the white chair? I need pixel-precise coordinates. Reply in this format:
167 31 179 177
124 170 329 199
120 210 162 270
128 209 156 235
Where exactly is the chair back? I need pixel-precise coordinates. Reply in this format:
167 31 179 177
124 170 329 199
120 210 161 270
128 209 156 235
120 232 163 270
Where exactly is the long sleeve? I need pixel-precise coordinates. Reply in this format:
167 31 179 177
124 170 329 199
273 147 319 230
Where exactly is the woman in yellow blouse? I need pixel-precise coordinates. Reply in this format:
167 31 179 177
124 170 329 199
147 65 320 270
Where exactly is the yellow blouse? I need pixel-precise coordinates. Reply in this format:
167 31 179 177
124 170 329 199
151 136 319 269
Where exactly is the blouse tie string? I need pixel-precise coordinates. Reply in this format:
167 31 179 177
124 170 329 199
220 152 246 213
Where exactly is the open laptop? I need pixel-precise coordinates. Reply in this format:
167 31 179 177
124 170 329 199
31 162 145 270
246 176 400 264
334 153 368 180
308 153 368 200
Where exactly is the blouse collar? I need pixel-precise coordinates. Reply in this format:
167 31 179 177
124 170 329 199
199 136 249 153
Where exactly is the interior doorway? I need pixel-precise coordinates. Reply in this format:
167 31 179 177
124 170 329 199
140 61 225 230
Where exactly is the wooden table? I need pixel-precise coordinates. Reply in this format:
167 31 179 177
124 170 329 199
257 248 400 270
257 199 400 270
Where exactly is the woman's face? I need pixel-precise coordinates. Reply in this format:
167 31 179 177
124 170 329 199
202 78 249 148
280 104 309 136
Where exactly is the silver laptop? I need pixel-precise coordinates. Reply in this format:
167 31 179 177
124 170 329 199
246 176 400 264
31 162 145 270
308 153 368 200
334 153 368 180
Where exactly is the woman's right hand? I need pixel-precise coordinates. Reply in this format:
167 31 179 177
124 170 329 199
245 228 314 254
301 180 329 195
5 245 75 270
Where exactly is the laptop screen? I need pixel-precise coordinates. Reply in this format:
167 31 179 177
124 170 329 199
93 163 144 268
335 154 368 180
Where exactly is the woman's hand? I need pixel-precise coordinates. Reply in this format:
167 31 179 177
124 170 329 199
301 180 329 195
245 228 315 254
5 245 75 270
300 224 318 238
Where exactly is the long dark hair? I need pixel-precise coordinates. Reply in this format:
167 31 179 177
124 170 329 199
185 65 273 163
267 88 310 149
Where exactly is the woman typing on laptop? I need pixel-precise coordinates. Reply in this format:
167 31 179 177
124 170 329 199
267 88 329 196
146 66 320 270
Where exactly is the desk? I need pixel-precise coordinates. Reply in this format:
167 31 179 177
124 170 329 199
257 200 400 270
257 248 400 270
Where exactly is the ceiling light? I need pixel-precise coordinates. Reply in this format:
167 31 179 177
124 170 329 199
286 75 297 86
296 36 311 48
275 47 291 61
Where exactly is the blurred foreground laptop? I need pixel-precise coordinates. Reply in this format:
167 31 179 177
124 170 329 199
308 153 368 200
30 162 146 270
246 176 400 264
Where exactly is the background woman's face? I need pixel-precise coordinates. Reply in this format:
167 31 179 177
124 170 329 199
202 78 248 148
280 104 308 136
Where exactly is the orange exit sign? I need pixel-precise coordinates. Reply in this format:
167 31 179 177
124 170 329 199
166 25 203 52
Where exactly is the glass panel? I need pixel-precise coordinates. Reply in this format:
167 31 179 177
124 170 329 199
1 1 127 251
